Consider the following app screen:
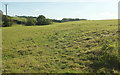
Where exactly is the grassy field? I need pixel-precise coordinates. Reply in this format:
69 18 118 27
2 20 119 73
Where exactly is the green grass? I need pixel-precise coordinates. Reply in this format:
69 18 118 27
11 17 27 23
2 19 119 73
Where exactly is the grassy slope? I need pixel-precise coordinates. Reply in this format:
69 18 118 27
2 20 118 73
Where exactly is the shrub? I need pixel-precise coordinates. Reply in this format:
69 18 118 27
2 17 13 27
36 15 52 25
25 18 36 26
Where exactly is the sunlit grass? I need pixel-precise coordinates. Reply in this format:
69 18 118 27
2 19 119 73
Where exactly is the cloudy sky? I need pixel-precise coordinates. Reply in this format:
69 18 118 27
0 0 119 20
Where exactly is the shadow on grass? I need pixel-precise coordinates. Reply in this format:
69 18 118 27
89 53 120 73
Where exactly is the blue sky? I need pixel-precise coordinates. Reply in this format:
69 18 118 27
0 0 119 20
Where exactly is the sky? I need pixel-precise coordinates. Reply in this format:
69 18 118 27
0 0 119 20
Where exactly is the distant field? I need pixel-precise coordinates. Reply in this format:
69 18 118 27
2 20 119 73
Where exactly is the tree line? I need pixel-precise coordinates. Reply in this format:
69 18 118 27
2 15 86 27
2 15 52 27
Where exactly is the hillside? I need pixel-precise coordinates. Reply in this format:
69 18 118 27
2 20 119 73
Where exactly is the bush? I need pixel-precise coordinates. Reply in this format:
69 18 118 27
36 15 52 25
44 19 52 25
25 18 36 26
2 17 13 27
51 19 62 23
61 18 87 22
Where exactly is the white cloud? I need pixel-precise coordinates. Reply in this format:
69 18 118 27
34 9 41 12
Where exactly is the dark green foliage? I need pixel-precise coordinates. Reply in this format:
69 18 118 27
51 19 62 23
2 15 87 26
2 15 13 27
16 15 37 18
36 15 52 25
12 20 25 24
2 15 52 26
49 18 86 23
45 19 52 25
62 18 69 22
25 17 36 26
61 18 86 22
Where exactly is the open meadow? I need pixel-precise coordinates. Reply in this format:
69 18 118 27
2 19 120 73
